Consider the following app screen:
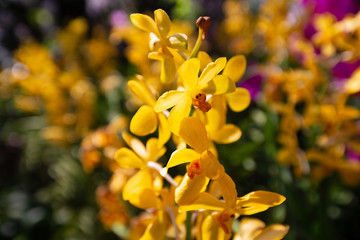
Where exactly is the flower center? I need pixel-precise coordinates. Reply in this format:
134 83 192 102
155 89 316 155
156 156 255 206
186 159 203 179
192 92 211 112
213 210 235 234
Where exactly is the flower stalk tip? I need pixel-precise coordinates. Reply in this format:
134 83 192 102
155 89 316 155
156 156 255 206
196 16 211 40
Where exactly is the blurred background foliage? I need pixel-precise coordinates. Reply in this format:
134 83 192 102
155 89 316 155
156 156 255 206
1 0 360 239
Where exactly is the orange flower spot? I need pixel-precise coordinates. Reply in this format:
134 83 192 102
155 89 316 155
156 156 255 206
192 93 211 112
186 159 203 179
213 210 234 234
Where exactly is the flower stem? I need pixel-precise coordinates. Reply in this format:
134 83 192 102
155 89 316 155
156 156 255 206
147 161 178 187
185 211 192 240
165 206 179 240
189 29 203 59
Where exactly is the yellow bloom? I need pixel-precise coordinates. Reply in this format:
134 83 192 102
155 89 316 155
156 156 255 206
161 117 226 205
181 188 285 239
199 53 251 112
312 13 339 57
306 150 360 186
178 174 284 239
164 117 225 180
192 54 249 146
233 217 289 240
139 181 185 240
114 132 166 209
130 9 188 84
154 57 235 134
128 78 171 146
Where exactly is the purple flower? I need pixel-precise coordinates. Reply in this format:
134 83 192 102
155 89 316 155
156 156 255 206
110 10 128 28
346 148 360 163
332 60 360 81
302 0 360 39
238 74 263 100
302 0 360 20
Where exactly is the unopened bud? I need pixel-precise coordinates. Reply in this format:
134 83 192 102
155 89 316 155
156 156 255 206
196 16 211 40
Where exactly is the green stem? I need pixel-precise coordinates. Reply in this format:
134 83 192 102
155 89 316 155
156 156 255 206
185 211 192 240
189 29 204 59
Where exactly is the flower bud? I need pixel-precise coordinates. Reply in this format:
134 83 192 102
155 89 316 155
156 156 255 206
196 16 211 40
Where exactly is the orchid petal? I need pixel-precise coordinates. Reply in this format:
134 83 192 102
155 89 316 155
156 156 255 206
201 75 236 95
254 224 290 240
223 55 246 82
226 87 251 112
154 9 171 39
128 80 156 106
165 149 201 175
200 150 225 180
123 171 158 209
140 211 167 240
168 96 192 135
160 57 176 84
197 51 212 71
157 113 171 147
179 117 209 152
114 148 144 169
217 173 237 209
130 105 158 136
175 173 208 205
178 58 200 90
122 132 147 159
201 214 231 240
239 218 266 240
206 95 227 132
145 138 166 162
154 90 186 112
236 191 286 215
198 57 227 86
130 13 160 38
179 192 226 211
211 124 242 144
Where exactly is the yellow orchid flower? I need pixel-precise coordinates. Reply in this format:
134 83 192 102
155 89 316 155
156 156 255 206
161 117 226 205
130 9 188 84
312 13 339 57
139 178 185 240
179 172 285 234
180 187 286 239
198 52 251 112
306 150 360 186
154 57 235 134
114 132 166 209
128 78 171 146
164 117 225 180
189 54 249 146
233 217 289 240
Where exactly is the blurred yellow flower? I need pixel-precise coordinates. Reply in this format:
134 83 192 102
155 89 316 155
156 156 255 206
233 217 289 240
114 132 166 209
128 78 171 146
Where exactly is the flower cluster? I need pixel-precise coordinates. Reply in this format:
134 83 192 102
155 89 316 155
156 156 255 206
2 18 119 145
218 0 360 185
3 1 360 239
107 9 287 240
